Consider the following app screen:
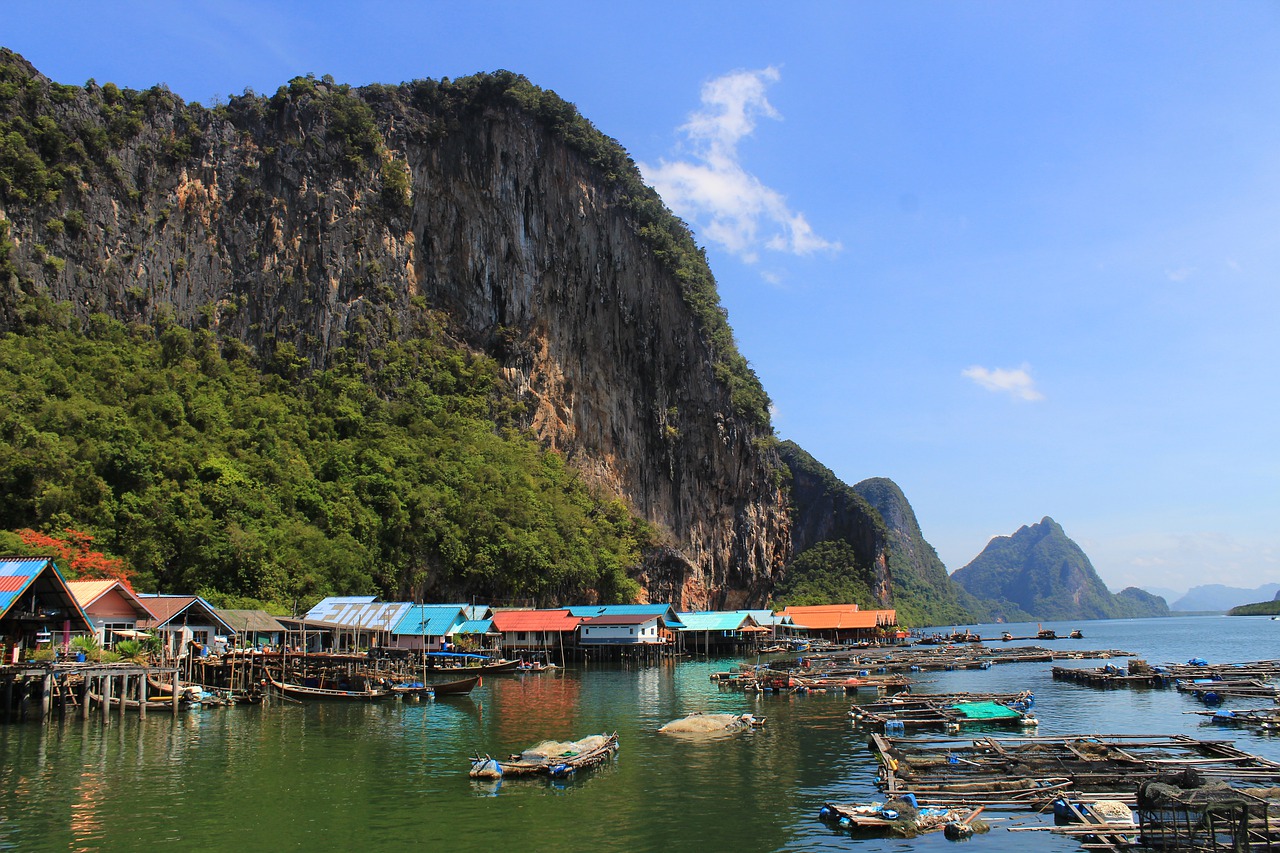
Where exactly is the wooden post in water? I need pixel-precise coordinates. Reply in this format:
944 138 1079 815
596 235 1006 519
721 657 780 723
41 672 51 720
137 672 146 719
81 673 90 721
171 671 179 715
102 675 112 726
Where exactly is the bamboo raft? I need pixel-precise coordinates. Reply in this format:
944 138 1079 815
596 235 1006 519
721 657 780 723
870 733 1280 811
1190 707 1280 731
1174 677 1280 701
851 692 1038 732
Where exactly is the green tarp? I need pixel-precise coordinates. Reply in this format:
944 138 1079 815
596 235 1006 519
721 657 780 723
950 701 1022 720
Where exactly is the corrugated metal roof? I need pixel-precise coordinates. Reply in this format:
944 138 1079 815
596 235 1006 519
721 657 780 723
566 604 684 628
675 611 760 632
490 610 583 632
779 605 896 630
0 557 49 614
453 619 494 634
742 609 788 626
582 613 660 626
390 605 466 637
218 609 287 634
304 596 377 620
303 600 412 631
137 595 236 632
67 580 156 620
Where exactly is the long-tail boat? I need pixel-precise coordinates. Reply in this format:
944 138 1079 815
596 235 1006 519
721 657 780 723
264 669 392 701
429 674 481 696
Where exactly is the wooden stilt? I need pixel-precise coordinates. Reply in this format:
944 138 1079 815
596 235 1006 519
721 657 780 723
171 671 179 715
81 674 90 720
102 676 112 726
137 673 146 718
41 673 52 719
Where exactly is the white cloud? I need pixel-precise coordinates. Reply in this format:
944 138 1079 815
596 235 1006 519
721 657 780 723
1166 266 1196 282
962 363 1045 401
640 67 841 264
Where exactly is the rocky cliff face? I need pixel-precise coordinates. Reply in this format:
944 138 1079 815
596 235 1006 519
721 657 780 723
852 477 983 625
778 442 892 603
0 53 789 608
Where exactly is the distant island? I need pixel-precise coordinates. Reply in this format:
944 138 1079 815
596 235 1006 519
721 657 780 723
950 517 1170 622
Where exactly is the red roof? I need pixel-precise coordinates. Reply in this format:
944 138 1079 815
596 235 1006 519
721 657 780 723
490 609 583 632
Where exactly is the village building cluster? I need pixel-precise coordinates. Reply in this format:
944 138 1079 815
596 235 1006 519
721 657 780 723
0 556 902 663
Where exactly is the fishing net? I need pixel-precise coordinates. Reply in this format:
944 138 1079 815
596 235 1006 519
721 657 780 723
518 734 611 760
659 713 753 733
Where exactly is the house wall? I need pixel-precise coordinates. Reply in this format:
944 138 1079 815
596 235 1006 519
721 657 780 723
580 621 663 645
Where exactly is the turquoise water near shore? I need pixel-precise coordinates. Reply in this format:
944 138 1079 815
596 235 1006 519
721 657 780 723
1 615 1277 852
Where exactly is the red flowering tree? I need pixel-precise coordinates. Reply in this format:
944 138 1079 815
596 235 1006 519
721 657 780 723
15 529 133 585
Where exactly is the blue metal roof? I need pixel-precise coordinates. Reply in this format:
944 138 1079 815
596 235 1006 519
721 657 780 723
453 619 493 634
391 605 468 637
742 609 788 626
675 611 760 632
0 557 52 614
566 604 684 628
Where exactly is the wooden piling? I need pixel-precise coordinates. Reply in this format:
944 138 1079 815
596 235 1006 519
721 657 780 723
137 673 146 718
41 672 51 719
102 675 112 726
171 671 179 716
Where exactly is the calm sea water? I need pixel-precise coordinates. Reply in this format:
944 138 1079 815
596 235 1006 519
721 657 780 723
1 615 1277 853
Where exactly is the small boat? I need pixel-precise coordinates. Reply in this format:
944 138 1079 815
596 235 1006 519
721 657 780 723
819 797 987 837
429 674 481 696
389 681 434 699
516 659 549 673
1001 632 1014 641
1069 629 1084 639
264 670 392 701
469 732 619 779
1037 628 1058 640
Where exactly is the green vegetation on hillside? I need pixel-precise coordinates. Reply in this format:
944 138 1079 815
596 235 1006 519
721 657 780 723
0 300 648 611
773 541 878 609
1227 600 1280 616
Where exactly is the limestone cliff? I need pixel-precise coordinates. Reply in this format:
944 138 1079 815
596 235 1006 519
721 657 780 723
951 516 1169 620
0 53 789 608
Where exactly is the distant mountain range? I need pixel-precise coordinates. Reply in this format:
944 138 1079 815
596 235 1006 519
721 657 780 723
950 517 1170 621
1169 583 1280 612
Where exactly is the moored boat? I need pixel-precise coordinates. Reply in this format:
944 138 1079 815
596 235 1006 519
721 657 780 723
469 732 619 779
264 670 392 701
429 674 481 696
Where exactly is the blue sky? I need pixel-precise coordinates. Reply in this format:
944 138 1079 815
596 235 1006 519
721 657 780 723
7 3 1279 596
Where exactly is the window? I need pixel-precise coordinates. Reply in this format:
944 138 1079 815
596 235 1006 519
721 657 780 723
102 622 134 649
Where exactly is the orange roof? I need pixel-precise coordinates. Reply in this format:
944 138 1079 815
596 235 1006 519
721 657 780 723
780 605 896 630
67 580 156 619
490 609 584 633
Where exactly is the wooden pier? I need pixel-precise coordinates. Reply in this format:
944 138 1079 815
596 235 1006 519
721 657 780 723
1 662 184 723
